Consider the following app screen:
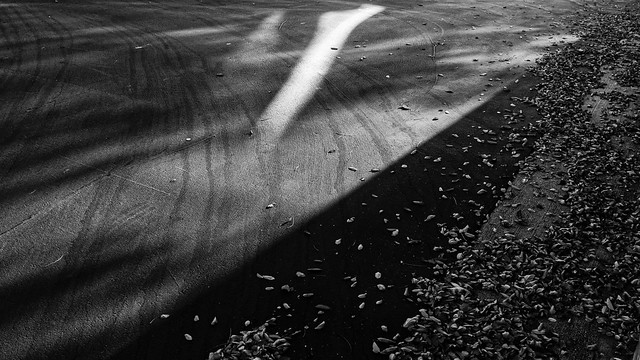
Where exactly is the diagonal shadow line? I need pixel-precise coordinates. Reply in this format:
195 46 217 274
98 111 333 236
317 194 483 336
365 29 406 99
0 69 538 360
0 1 581 358
104 74 542 360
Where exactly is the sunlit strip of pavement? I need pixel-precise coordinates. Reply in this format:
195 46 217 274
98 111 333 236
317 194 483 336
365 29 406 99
257 4 385 153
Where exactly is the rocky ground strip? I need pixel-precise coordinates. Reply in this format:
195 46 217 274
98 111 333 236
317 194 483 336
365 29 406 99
383 2 640 360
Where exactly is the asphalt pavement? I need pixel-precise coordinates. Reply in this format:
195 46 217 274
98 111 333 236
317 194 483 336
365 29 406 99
0 1 583 359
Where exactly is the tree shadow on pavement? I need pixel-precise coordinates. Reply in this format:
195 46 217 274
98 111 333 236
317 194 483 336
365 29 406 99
0 1 583 359
109 72 542 360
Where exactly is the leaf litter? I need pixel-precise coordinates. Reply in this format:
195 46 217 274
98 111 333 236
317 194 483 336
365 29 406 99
383 3 640 360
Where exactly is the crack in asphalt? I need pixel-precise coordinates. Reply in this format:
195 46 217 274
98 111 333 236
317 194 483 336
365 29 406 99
0 172 107 239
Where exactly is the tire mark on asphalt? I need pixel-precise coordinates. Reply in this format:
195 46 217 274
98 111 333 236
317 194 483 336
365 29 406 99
156 30 221 252
255 6 394 205
271 10 422 152
73 11 178 163
257 5 385 145
182 53 235 255
122 26 157 99
166 41 245 259
138 11 311 319
133 31 198 162
161 11 284 136
0 5 42 149
198 135 218 251
13 10 184 358
384 9 444 90
152 3 426 244
313 94 349 194
70 13 143 97
99 18 197 302
123 16 200 143
56 179 151 360
9 9 121 358
127 22 165 103
0 7 11 84
326 8 444 143
176 66 230 254
78 12 170 140
0 5 76 197
5 5 73 171
67 11 194 354
69 12 206 248
28 6 74 132
0 11 139 229
323 77 393 163
158 7 266 127
127 45 139 95
0 5 76 203
332 58 424 146
137 45 157 102
143 4 274 253
157 5 288 130
144 26 197 135
0 5 23 95
17 11 171 184
5 4 274 359
20 170 113 359
56 177 127 358
21 5 70 120
164 61 232 256
64 156 172 196
167 12 279 230
116 14 218 308
133 38 168 140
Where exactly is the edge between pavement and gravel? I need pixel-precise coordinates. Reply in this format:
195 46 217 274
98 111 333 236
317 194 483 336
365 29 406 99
207 1 640 359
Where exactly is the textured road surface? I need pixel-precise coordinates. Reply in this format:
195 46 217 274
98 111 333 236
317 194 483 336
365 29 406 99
0 1 581 359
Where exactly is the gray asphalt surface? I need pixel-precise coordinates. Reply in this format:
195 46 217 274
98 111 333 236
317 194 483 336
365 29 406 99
0 1 583 359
